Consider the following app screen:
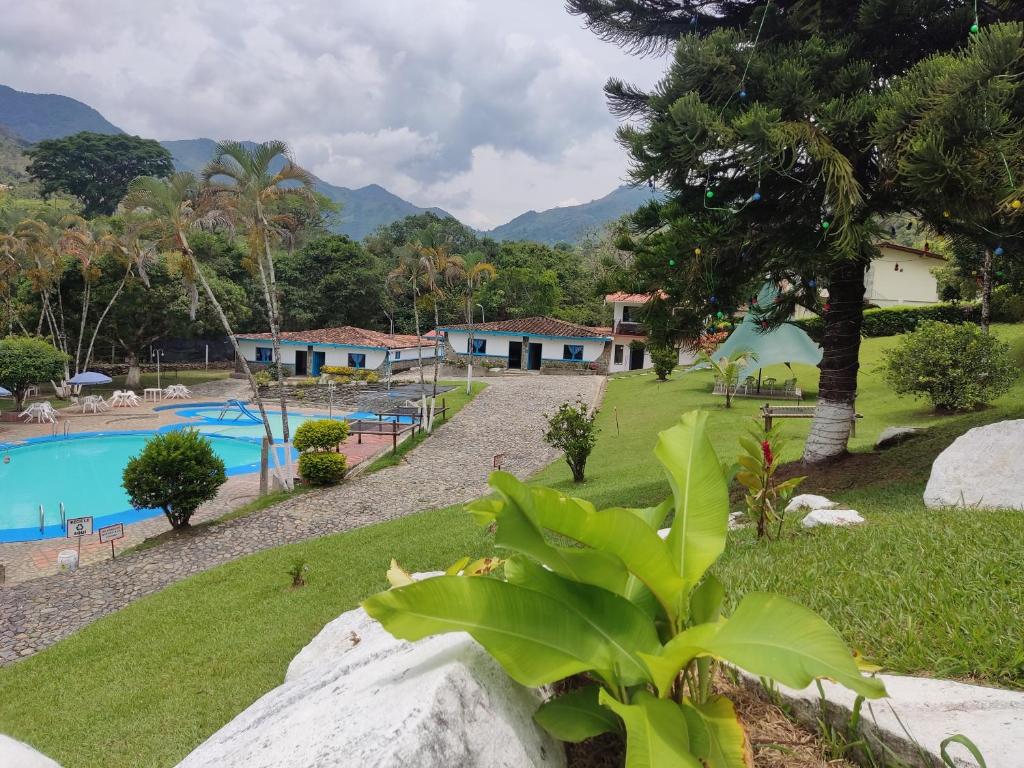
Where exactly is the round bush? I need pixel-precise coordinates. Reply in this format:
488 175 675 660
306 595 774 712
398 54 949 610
882 321 1018 411
293 419 349 452
299 452 347 485
122 430 227 528
649 345 678 381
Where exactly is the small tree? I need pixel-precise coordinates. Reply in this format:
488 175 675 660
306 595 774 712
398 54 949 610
543 399 599 483
122 430 227 529
0 336 69 410
736 424 805 540
695 349 756 408
649 345 677 381
883 321 1017 412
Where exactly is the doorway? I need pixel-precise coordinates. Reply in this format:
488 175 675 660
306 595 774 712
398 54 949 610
508 341 523 370
294 350 308 376
527 342 543 371
311 350 326 376
629 345 645 371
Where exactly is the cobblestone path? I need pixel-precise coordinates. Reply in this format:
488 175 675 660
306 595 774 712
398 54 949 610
0 375 604 664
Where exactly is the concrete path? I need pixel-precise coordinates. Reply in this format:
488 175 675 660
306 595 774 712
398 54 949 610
0 375 604 664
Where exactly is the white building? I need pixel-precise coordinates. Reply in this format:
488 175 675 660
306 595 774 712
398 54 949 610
440 317 611 373
865 242 943 306
235 327 435 375
605 292 696 374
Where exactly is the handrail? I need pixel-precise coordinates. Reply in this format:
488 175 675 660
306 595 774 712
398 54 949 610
60 501 67 531
39 504 44 534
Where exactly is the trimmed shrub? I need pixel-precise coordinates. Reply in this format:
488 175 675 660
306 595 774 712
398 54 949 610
293 419 349 452
122 430 227 528
794 302 981 340
299 452 347 485
882 321 1017 411
649 345 678 381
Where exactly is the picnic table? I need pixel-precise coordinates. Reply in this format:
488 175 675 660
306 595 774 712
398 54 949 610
143 388 163 402
347 418 418 453
760 403 863 436
376 398 448 424
20 402 58 423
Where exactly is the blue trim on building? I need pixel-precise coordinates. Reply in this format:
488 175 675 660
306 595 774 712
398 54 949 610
439 328 610 342
236 337 428 353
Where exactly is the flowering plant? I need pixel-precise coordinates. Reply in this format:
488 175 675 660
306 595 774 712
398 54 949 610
736 423 805 539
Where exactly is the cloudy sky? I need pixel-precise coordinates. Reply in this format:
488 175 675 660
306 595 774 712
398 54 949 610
2 1 667 228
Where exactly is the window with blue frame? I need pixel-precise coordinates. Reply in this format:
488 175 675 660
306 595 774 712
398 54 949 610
472 338 487 355
394 351 401 360
255 346 273 362
348 353 366 369
563 344 584 361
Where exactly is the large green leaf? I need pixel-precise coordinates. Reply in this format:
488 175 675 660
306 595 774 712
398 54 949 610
505 558 661 685
492 472 686 622
488 472 630 596
363 576 611 687
649 593 887 700
656 411 730 589
685 697 753 768
599 690 703 768
533 685 619 743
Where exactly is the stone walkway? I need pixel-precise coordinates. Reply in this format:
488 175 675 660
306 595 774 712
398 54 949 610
0 375 604 664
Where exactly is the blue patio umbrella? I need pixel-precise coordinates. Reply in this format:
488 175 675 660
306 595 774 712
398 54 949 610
68 371 113 386
0 386 11 397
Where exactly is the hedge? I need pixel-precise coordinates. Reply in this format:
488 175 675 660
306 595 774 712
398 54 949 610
793 302 982 339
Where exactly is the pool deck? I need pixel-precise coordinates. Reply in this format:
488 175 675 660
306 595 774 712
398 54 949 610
0 380 395 584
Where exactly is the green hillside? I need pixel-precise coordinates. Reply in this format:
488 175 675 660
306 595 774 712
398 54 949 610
0 84 123 142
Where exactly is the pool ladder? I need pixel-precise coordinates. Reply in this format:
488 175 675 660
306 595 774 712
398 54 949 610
50 422 70 438
37 502 67 535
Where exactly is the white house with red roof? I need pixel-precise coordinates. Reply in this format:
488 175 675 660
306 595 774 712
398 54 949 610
604 291 696 374
235 326 435 376
439 317 612 373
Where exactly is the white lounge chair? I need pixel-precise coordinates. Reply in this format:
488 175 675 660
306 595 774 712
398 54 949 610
20 401 58 423
163 384 191 399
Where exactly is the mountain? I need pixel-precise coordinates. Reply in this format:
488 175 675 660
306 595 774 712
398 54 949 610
0 84 123 143
484 185 662 245
161 138 453 241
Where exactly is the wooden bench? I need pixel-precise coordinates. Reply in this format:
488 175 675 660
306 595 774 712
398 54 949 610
760 404 863 436
346 419 418 453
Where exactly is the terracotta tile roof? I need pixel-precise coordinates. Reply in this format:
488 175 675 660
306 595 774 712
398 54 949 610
440 316 611 339
237 326 427 349
876 241 946 261
605 290 668 303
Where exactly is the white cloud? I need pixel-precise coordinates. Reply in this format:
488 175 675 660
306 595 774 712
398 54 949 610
0 0 666 226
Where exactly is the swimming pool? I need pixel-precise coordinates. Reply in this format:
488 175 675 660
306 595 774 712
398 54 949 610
0 433 264 543
170 405 415 440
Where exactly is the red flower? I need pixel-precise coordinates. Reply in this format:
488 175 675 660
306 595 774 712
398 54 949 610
761 439 773 465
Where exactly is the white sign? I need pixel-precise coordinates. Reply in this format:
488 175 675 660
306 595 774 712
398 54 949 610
98 523 124 544
66 516 94 538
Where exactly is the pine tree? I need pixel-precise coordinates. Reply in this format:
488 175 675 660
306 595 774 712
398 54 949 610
875 22 1024 332
567 0 1024 463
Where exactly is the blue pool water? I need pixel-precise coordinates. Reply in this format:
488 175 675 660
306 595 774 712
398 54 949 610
0 433 263 542
173 406 414 440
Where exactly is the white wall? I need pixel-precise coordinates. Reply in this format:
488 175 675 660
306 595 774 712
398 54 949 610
447 331 511 358
865 249 941 306
447 331 605 365
236 339 434 371
607 341 696 374
539 338 605 363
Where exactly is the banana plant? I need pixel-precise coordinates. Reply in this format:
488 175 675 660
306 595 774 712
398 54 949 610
363 410 885 767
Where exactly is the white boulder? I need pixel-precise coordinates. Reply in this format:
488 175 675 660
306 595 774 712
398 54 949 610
0 735 62 768
177 606 565 768
56 550 78 573
785 494 837 514
801 509 865 528
924 420 1024 510
875 426 924 449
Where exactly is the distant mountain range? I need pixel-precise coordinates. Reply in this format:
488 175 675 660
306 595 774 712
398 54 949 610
0 83 659 242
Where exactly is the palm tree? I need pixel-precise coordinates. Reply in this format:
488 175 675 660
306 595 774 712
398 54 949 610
694 349 757 408
202 140 316 445
413 228 461 397
386 244 429 394
447 252 496 394
122 173 278 450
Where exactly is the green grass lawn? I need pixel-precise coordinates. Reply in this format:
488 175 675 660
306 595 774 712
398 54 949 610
2 328 1023 767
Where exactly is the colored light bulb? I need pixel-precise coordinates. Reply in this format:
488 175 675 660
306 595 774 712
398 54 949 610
970 22 979 34
821 220 830 230
669 259 676 266
739 90 748 99
808 279 816 288
694 247 702 256
751 191 762 202
1012 200 1022 210
995 246 1005 256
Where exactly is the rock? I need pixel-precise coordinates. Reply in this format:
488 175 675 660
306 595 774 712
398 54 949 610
785 494 837 514
801 509 865 528
741 673 1024 768
924 420 1024 510
876 426 924 449
56 550 78 573
0 735 62 767
728 511 746 530
178 606 565 768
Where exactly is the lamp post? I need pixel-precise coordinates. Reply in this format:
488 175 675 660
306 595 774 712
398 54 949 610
151 349 164 390
476 303 485 324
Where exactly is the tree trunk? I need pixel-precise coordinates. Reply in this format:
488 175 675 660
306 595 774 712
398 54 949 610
74 281 90 375
82 264 131 374
259 220 290 443
126 351 142 389
802 261 867 465
465 295 474 394
431 298 441 397
980 248 992 334
413 293 426 391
